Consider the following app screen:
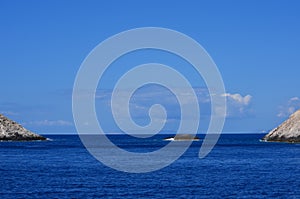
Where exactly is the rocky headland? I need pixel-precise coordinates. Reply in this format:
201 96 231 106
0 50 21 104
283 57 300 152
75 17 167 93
262 110 300 143
0 114 46 141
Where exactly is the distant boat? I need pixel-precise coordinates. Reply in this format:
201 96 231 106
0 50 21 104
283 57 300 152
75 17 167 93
164 134 200 141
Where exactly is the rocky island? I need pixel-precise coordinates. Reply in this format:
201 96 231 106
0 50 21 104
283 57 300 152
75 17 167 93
262 110 300 143
0 114 46 141
164 134 200 141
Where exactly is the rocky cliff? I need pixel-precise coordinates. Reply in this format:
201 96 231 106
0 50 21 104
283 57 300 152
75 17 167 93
262 110 300 143
0 114 46 141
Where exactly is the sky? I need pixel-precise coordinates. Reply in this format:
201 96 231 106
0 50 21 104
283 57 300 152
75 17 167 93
0 0 300 134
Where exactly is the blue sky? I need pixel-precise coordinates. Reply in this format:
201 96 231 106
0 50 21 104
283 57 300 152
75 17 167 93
1 0 300 134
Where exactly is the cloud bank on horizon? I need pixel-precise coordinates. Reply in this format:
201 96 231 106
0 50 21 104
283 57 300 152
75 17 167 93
94 85 253 131
1 89 299 133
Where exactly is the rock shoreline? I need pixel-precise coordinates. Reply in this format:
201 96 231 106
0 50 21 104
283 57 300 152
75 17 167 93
0 114 46 141
164 134 200 141
262 110 300 143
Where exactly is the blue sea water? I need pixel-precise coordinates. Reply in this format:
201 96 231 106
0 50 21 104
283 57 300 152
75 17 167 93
0 134 299 198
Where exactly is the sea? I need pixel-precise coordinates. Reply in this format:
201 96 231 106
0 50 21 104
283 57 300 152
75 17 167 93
0 134 299 199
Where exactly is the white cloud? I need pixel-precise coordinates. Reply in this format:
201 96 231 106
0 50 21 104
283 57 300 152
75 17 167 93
23 120 73 126
222 93 252 106
277 97 300 117
222 93 253 118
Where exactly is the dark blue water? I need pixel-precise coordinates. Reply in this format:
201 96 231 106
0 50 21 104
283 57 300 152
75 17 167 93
0 134 299 198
